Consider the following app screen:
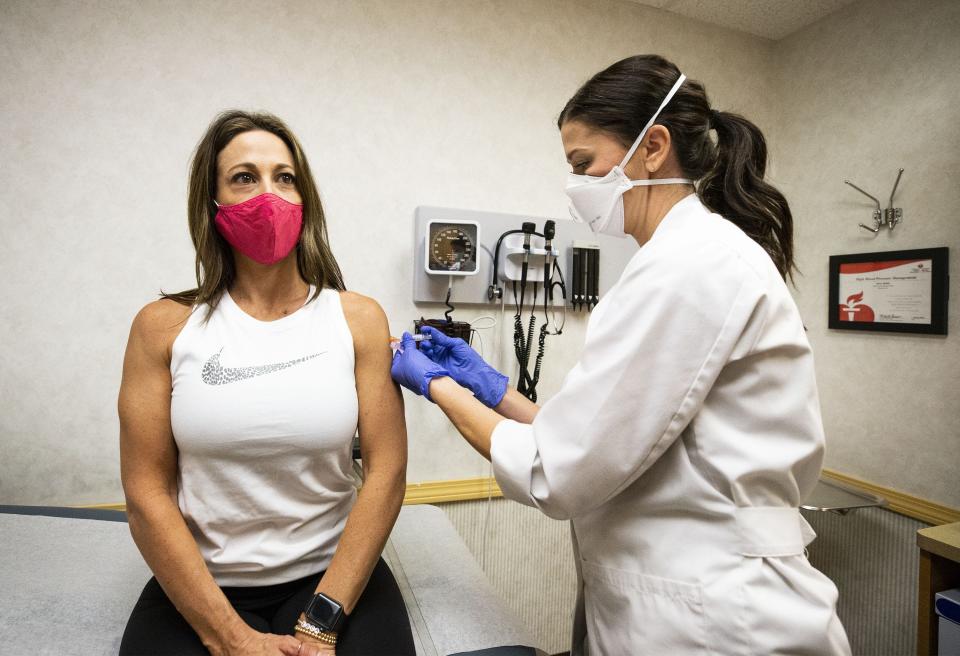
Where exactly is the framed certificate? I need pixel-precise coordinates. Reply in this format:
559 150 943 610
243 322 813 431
828 247 949 335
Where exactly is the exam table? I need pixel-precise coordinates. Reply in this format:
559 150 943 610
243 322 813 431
0 504 543 656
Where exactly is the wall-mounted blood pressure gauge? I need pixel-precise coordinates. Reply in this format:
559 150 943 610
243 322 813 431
425 220 480 276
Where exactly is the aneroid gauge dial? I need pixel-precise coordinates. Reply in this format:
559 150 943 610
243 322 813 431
425 220 480 275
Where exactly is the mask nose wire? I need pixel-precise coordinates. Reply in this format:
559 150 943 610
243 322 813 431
617 73 687 171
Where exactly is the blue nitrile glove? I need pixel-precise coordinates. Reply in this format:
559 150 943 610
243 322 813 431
418 326 509 408
391 332 450 402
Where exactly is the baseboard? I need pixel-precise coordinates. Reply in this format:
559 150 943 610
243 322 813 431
82 502 128 511
820 468 959 525
403 477 503 505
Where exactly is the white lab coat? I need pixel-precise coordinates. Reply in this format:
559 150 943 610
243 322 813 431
491 195 851 655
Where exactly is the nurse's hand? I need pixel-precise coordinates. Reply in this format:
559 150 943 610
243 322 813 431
418 326 508 408
390 332 450 401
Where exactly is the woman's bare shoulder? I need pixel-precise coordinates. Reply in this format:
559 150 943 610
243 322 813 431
338 291 389 347
128 298 194 359
338 291 387 327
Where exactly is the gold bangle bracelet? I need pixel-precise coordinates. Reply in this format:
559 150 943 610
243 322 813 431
295 620 337 646
295 626 336 646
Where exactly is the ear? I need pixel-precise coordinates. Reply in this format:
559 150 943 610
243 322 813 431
640 125 672 174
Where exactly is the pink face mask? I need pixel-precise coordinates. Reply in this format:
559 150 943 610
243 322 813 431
214 193 303 265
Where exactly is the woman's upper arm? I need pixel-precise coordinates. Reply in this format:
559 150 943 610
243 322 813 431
339 292 407 478
118 300 190 510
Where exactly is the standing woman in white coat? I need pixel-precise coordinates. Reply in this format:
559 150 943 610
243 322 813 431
392 54 851 655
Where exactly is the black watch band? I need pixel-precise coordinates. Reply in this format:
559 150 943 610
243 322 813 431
304 592 345 633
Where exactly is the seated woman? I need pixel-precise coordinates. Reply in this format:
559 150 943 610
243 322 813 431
117 110 414 656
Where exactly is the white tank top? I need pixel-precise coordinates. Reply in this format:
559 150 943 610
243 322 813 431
170 286 359 586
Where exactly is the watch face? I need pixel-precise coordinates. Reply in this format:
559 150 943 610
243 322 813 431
306 593 344 631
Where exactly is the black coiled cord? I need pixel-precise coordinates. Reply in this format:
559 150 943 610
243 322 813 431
528 325 548 403
514 283 547 402
512 281 529 398
513 281 526 393
444 284 454 322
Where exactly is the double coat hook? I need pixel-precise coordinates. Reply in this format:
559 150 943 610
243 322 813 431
844 169 904 233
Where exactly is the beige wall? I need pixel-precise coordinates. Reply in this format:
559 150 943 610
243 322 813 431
0 0 776 504
771 0 960 508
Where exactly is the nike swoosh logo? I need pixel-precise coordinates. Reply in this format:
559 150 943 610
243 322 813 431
201 348 326 386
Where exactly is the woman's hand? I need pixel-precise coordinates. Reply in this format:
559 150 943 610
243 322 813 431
419 326 508 407
296 636 336 655
390 332 450 400
290 613 337 656
210 628 305 656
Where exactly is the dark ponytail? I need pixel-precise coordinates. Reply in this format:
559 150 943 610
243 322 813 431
700 110 794 280
558 55 796 281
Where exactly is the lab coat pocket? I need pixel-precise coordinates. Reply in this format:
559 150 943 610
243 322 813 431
581 560 707 653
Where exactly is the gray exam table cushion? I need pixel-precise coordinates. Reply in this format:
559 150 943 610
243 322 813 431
0 508 151 655
384 505 540 655
0 504 541 656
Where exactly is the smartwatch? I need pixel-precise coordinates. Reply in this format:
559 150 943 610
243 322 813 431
304 592 346 632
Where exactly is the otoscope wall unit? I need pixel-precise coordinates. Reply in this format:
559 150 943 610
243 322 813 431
412 206 637 307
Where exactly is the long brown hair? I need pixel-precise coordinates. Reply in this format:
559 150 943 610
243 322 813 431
161 110 346 310
558 55 795 281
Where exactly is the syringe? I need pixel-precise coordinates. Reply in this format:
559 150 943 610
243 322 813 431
389 334 431 354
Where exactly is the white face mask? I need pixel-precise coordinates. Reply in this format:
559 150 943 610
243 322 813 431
565 73 693 238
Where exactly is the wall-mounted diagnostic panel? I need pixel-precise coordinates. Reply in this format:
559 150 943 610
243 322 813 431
413 206 637 307
425 220 480 275
412 206 639 403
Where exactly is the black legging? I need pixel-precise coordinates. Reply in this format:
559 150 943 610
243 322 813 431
119 558 415 655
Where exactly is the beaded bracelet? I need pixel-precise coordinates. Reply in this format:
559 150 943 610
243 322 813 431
295 619 337 646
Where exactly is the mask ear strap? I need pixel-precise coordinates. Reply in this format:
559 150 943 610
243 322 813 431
630 177 693 187
619 73 687 169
